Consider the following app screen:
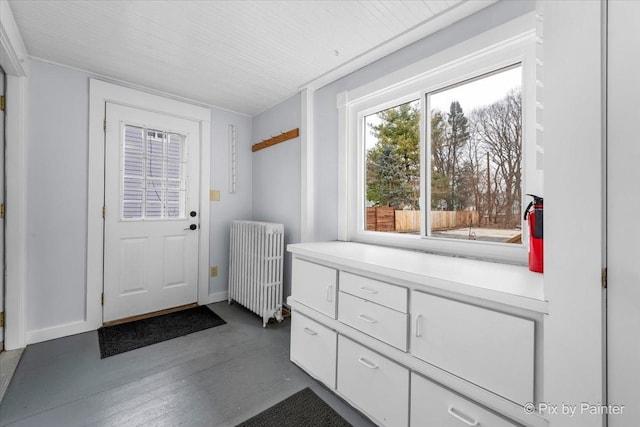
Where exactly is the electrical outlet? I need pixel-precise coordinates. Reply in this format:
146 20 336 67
210 266 218 277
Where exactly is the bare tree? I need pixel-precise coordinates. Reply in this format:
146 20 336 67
470 89 522 227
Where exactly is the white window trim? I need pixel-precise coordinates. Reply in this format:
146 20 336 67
338 13 537 265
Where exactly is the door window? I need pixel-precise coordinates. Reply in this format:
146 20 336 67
121 125 187 220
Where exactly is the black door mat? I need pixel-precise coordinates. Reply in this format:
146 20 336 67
236 387 352 427
97 305 226 358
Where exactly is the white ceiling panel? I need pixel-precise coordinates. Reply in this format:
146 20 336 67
7 0 492 115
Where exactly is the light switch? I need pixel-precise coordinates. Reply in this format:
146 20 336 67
210 190 220 201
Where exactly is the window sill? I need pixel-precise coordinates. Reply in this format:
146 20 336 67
288 241 546 314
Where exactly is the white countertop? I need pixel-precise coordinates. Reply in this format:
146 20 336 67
288 241 547 313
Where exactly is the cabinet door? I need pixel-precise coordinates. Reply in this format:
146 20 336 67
411 373 519 427
291 259 337 318
608 2 640 425
290 312 337 388
411 292 534 404
337 336 409 427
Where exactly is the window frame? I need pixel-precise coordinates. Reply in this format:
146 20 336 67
338 14 537 264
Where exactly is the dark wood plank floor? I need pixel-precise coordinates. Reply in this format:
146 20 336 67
0 302 374 427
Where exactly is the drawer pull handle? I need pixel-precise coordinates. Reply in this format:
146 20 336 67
303 327 318 336
358 314 377 323
447 406 479 426
359 286 378 294
326 285 334 302
415 314 423 337
358 357 379 369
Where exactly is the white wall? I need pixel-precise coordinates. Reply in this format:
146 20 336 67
251 94 301 299
27 60 88 331
25 59 253 335
543 2 605 426
209 108 253 299
311 0 536 241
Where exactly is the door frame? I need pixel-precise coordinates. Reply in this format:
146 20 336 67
1 0 29 350
87 79 212 330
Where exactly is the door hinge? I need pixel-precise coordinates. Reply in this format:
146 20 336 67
0 95 5 111
0 311 4 327
101 293 104 306
102 206 106 218
103 119 106 132
0 203 5 219
602 267 607 289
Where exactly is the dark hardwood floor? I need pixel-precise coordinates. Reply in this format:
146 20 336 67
0 302 373 427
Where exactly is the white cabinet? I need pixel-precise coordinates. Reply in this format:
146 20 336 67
338 292 408 351
291 259 337 318
337 336 409 427
410 291 535 405
290 311 337 388
411 372 519 427
288 242 544 427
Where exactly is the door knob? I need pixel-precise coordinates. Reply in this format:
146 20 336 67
184 224 197 231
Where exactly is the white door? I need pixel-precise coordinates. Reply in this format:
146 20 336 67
608 1 640 425
104 103 201 323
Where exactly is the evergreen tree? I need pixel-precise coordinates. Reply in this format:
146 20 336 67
366 101 420 208
430 110 450 209
366 144 411 208
445 101 470 210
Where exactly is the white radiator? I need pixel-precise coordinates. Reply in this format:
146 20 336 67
228 220 285 327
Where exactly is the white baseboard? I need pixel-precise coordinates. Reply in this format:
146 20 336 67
26 320 95 345
25 293 230 344
201 291 228 305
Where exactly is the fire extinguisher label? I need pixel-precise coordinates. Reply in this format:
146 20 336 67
534 208 543 239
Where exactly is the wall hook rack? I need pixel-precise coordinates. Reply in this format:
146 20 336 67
252 128 299 152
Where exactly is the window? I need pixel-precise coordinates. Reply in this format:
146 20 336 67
340 18 538 263
427 65 522 243
121 125 187 220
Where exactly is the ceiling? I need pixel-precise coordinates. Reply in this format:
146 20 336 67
8 0 492 116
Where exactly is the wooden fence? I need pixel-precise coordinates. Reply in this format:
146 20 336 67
395 210 420 233
430 210 479 230
366 207 396 232
367 208 480 233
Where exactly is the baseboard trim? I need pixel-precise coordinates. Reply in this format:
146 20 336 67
26 292 230 344
202 291 228 305
26 320 94 345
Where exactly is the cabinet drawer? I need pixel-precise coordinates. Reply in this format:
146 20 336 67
292 259 337 318
337 336 409 427
290 312 337 388
411 372 520 427
338 292 408 351
411 292 534 404
340 272 407 312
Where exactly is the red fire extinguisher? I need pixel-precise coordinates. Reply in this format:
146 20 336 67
524 194 543 273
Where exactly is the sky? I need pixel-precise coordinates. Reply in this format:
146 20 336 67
365 65 522 150
429 65 522 113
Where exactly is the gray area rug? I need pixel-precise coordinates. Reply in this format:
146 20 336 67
97 305 226 358
237 387 352 427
